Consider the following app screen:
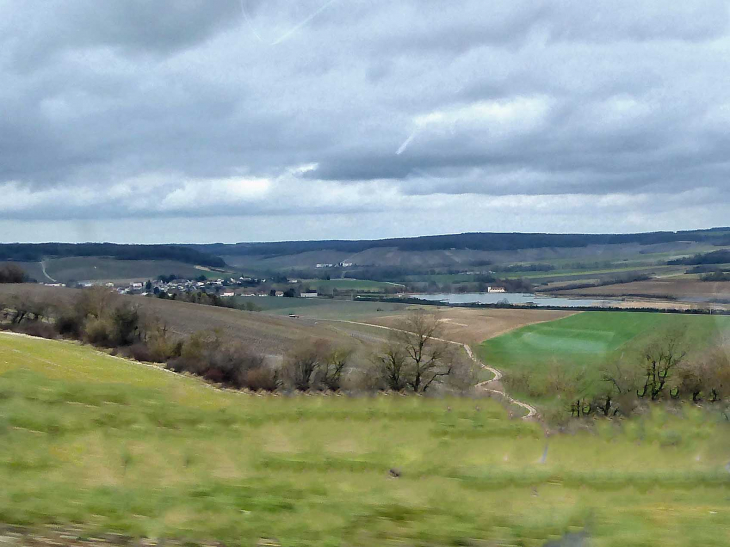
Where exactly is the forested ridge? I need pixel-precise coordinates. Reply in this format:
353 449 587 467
195 227 730 257
0 243 226 267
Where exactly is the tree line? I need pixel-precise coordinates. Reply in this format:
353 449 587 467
669 249 730 266
0 243 226 267
195 227 730 256
0 289 469 395
502 330 730 422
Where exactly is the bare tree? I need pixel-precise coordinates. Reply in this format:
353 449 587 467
376 346 409 391
282 339 353 391
318 346 352 391
376 310 454 393
637 332 686 401
677 341 730 402
0 264 26 283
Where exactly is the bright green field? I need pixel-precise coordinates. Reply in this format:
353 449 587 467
478 312 730 404
2 333 730 545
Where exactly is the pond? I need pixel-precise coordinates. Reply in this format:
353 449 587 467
409 292 617 308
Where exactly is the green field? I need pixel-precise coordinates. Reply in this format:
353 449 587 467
2 333 730 545
479 312 730 404
302 278 403 292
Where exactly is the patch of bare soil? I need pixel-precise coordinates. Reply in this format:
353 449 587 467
360 307 576 345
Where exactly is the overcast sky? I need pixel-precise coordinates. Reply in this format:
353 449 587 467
1 0 729 243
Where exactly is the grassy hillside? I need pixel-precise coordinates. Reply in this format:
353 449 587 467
2 333 730 545
2 257 227 284
479 312 730 404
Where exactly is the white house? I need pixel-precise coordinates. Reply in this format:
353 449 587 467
300 291 318 298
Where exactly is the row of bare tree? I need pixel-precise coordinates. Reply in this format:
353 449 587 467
1 288 465 394
281 311 467 393
578 332 730 417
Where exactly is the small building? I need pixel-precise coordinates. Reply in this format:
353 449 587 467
220 292 235 297
300 291 318 298
487 286 506 293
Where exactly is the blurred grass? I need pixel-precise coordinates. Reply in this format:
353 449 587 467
1 333 730 546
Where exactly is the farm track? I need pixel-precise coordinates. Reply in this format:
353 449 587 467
40 261 57 283
312 318 538 419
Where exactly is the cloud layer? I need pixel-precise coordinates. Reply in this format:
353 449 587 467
1 0 729 242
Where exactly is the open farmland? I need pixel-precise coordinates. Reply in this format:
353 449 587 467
0 285 386 358
241 295 410 319
301 278 403 292
358 307 576 346
554 277 730 303
1 257 229 284
479 312 730 406
2 333 730 546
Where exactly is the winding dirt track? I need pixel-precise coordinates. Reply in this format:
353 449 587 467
312 318 538 419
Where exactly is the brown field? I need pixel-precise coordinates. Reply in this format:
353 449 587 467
356 306 576 345
554 277 730 303
0 285 376 358
0 285 579 362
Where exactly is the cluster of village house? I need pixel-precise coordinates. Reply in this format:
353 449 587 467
42 276 320 299
315 262 353 268
41 276 319 298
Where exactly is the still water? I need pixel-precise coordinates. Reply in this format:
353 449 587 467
410 292 616 308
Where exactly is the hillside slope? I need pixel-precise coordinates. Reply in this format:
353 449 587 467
1 332 729 545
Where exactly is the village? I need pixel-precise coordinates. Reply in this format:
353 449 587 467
48 276 321 300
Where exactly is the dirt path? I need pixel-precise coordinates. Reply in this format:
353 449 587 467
40 261 57 283
312 318 538 419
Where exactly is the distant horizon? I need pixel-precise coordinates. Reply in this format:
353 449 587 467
1 225 727 247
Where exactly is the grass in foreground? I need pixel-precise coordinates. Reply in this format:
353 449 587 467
1 333 730 546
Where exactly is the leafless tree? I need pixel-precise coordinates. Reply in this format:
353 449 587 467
0 264 26 283
376 310 455 393
282 339 353 391
376 346 409 391
318 346 352 391
637 332 686 401
677 341 730 402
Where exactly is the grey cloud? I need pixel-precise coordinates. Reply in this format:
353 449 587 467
2 0 242 70
0 0 729 241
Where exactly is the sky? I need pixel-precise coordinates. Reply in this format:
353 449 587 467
1 0 729 244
